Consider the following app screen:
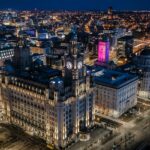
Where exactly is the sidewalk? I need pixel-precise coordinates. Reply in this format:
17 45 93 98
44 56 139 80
95 112 132 127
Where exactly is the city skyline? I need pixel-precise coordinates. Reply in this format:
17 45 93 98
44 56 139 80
0 1 150 150
0 0 149 10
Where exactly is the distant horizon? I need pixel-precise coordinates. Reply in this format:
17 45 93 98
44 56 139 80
0 8 150 12
0 0 149 11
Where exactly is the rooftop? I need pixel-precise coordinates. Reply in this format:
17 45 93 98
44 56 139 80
93 68 138 89
118 35 133 41
8 66 61 86
140 47 150 56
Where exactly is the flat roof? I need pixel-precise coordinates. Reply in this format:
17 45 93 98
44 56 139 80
118 35 133 41
93 68 138 89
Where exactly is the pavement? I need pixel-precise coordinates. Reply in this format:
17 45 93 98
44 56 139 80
0 124 49 150
89 101 150 150
67 126 113 150
68 98 150 150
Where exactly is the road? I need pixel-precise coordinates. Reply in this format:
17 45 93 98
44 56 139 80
0 123 49 150
92 107 150 150
133 38 150 53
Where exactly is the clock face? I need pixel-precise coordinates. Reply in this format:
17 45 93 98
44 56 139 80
78 61 82 69
66 61 72 69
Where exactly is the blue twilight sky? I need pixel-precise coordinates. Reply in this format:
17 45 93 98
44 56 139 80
0 0 149 10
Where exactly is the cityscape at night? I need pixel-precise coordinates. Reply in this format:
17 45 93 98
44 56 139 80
0 0 150 150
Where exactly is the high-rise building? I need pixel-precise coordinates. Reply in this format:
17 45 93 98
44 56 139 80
13 40 31 71
117 36 133 59
97 37 110 63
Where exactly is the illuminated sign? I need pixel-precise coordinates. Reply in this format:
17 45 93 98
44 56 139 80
98 41 110 63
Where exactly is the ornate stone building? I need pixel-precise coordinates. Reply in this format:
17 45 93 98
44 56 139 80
0 36 95 149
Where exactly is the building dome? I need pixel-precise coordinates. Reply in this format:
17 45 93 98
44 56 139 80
140 47 150 56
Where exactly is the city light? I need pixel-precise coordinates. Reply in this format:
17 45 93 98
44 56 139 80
98 41 110 63
0 2 149 150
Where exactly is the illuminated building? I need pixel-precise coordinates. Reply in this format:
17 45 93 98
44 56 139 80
0 35 95 149
107 28 127 48
107 6 113 20
136 47 150 99
0 45 14 66
97 38 110 63
117 36 133 59
13 41 31 71
93 68 138 118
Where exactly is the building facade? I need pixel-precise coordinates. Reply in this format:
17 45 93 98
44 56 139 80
97 38 110 63
117 36 133 59
0 46 14 66
93 69 138 118
136 47 150 99
0 36 95 149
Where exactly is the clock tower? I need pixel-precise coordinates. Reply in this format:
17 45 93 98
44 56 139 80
61 33 95 134
63 33 86 87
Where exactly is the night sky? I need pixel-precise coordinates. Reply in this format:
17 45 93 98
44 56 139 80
0 0 149 10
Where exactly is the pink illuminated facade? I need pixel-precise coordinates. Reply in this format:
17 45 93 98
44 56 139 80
98 41 110 63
